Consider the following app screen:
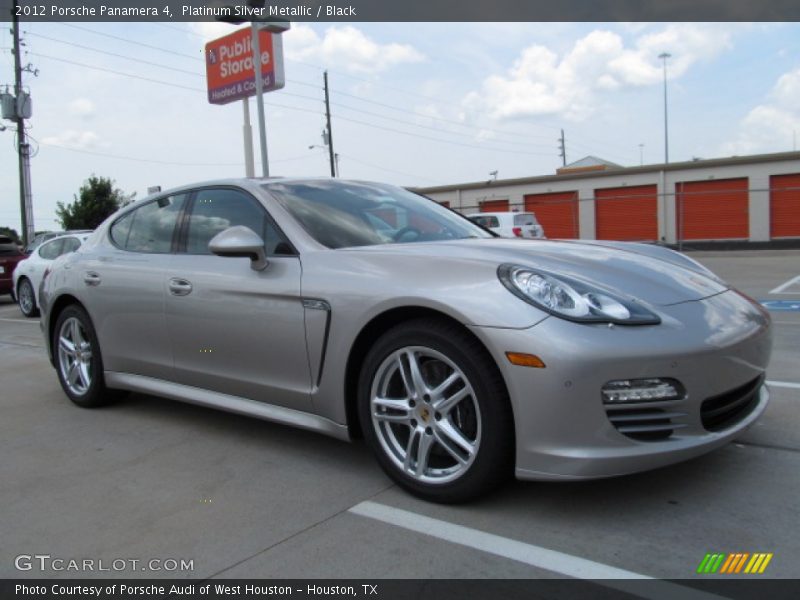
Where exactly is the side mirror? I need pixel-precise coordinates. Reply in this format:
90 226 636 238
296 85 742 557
209 226 268 271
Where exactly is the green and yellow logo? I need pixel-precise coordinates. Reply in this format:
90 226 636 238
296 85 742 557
697 552 773 574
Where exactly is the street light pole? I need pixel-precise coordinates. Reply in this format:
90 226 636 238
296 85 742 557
659 52 671 164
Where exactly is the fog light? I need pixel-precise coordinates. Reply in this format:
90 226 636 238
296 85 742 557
602 378 684 404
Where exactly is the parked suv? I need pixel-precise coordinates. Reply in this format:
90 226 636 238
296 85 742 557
0 235 26 298
468 212 545 239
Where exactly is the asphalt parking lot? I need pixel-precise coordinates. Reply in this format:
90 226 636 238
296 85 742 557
1 249 798 585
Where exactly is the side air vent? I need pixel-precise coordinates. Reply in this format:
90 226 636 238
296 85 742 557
701 376 763 432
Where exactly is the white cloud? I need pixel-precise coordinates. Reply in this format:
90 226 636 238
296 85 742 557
723 68 800 155
462 24 734 122
68 98 96 119
285 25 425 74
41 130 102 150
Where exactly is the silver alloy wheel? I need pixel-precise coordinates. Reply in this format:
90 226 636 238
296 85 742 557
18 279 34 315
57 317 93 396
370 346 481 484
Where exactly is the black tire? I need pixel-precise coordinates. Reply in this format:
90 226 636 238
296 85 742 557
52 304 120 408
358 318 515 503
17 277 39 318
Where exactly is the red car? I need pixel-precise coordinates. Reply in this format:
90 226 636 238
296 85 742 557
0 235 26 298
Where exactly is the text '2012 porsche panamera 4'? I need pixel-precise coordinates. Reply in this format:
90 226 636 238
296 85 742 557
39 178 772 502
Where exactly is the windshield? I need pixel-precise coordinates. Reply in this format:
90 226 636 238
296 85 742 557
264 180 492 249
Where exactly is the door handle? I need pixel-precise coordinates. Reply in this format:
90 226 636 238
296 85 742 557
84 271 101 286
169 278 193 296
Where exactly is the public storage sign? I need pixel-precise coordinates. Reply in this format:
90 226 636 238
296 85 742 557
205 27 285 105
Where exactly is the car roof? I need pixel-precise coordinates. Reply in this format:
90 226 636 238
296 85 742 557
39 232 93 244
135 177 391 204
469 212 534 218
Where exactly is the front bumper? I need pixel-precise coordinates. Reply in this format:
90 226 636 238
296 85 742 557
470 289 772 480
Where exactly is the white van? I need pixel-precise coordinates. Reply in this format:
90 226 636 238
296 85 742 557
468 212 545 239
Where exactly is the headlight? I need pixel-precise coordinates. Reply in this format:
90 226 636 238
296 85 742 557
498 264 660 325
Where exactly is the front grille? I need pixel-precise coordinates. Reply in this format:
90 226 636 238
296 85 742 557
605 406 688 442
701 376 763 432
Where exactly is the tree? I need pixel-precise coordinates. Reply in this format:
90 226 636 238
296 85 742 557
56 175 135 230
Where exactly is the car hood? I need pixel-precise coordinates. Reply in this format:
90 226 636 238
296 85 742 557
343 238 728 306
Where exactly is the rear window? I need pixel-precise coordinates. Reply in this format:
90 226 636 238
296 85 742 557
513 213 538 226
0 236 20 255
110 194 187 253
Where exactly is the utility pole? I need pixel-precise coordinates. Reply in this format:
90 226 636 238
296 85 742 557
11 9 34 245
323 71 336 177
659 52 671 164
558 129 566 167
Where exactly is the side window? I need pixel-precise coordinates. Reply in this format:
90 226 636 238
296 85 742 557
470 216 488 228
38 239 64 260
111 194 187 253
59 237 81 256
185 188 292 256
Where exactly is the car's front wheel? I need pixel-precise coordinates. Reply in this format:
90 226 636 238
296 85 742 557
358 318 514 502
53 305 117 408
17 277 39 318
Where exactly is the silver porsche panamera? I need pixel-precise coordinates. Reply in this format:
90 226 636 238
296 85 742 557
39 178 772 502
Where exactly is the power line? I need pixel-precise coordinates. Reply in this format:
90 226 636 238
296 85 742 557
25 43 324 105
40 141 243 166
28 52 325 117
52 23 323 92
336 152 443 185
28 51 205 92
39 140 312 166
330 87 556 144
331 98 557 151
56 22 205 62
334 113 556 157
26 31 204 77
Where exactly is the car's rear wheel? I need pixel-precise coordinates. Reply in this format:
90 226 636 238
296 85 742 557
358 318 514 503
17 277 39 318
53 305 117 408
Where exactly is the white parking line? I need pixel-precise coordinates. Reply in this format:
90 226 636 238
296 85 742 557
767 380 800 390
349 501 724 599
770 274 800 294
0 318 38 324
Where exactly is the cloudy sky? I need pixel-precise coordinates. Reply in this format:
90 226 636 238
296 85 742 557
1 21 799 232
